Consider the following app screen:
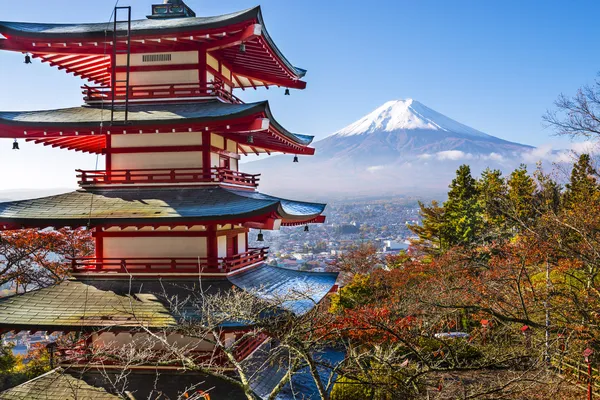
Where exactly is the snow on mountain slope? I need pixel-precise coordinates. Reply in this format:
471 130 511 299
330 99 493 139
316 99 532 162
244 99 535 198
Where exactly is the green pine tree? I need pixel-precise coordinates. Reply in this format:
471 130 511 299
443 165 483 246
409 200 447 256
533 162 561 214
564 153 599 208
477 168 507 230
507 164 536 227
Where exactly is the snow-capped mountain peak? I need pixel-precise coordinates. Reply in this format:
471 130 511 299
330 99 493 139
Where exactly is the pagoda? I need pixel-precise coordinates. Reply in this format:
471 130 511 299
0 1 335 398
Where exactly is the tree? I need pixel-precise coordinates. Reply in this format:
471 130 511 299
0 228 94 292
409 201 447 256
543 73 600 139
477 168 507 234
506 164 536 228
533 163 561 214
333 243 380 276
563 153 598 209
443 165 483 246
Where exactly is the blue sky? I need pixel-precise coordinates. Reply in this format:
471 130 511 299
0 0 599 190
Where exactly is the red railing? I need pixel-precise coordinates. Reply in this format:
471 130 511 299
76 168 260 188
70 248 269 274
82 81 244 104
56 345 229 366
234 333 269 361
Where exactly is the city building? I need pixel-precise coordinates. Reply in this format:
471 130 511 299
0 1 336 397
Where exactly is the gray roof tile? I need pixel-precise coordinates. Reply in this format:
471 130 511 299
0 187 325 228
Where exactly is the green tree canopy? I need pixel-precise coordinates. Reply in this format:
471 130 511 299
443 165 483 246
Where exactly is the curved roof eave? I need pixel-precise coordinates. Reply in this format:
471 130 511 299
0 187 325 229
0 6 306 80
261 102 314 146
0 101 315 147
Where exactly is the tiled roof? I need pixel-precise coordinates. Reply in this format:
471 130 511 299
0 368 248 400
0 279 180 329
0 7 305 79
0 101 314 146
0 187 325 228
230 265 338 315
0 369 118 400
0 266 337 330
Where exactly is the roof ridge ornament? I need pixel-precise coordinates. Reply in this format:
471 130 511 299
148 0 196 19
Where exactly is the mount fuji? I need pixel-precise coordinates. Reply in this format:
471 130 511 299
245 99 534 199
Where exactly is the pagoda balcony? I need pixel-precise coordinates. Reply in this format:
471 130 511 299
82 82 243 105
77 168 260 188
54 333 268 366
69 247 269 275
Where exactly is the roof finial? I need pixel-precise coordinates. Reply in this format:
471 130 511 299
149 0 196 19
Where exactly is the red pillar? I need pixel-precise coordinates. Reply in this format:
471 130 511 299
207 225 218 269
202 131 211 180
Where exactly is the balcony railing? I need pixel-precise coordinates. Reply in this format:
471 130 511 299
70 248 269 274
82 81 243 105
76 168 260 188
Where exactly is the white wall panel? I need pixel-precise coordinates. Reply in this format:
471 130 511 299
112 132 202 148
238 233 247 253
111 152 203 170
217 236 227 258
103 237 207 258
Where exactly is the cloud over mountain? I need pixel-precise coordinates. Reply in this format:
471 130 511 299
245 100 578 199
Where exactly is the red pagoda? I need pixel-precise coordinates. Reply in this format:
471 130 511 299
0 1 335 398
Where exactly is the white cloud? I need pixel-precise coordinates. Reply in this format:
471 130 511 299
418 153 433 160
436 150 473 161
366 165 385 173
521 140 600 164
483 152 504 161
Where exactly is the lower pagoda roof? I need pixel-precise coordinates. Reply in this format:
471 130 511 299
0 187 326 229
0 101 315 155
0 265 338 332
0 367 248 400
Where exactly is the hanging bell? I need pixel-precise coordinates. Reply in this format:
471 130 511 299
12 139 19 150
247 135 254 144
304 225 309 232
24 54 32 64
284 88 290 96
239 42 246 54
293 155 299 163
257 230 264 242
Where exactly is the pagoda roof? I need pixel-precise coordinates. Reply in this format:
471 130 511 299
0 187 325 229
0 265 338 332
0 369 119 400
0 101 315 155
0 7 306 88
0 368 248 400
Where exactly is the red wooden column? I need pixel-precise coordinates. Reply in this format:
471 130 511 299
202 131 211 180
207 225 219 269
198 46 207 89
93 228 104 262
105 134 112 181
